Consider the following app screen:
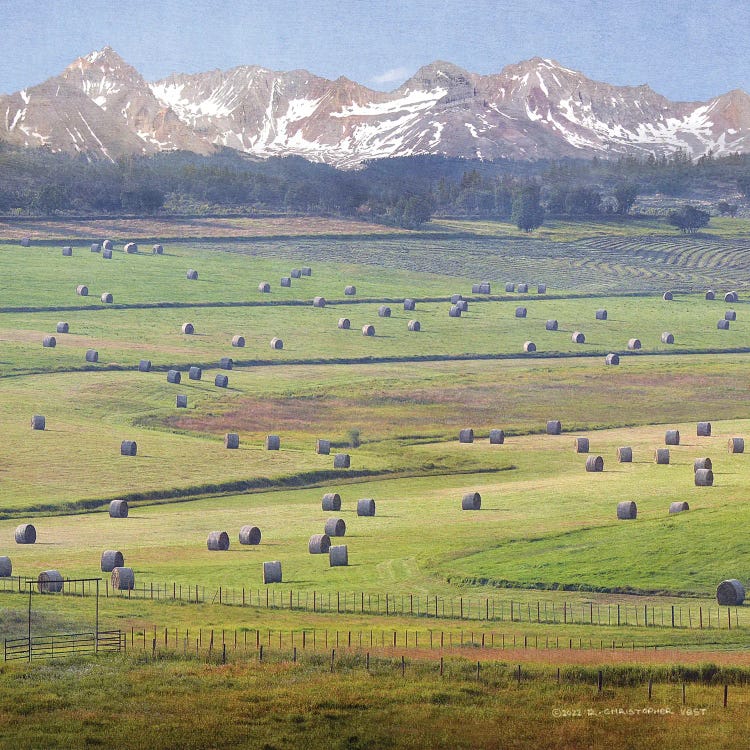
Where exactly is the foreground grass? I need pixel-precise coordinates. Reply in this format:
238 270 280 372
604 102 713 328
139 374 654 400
0 652 747 750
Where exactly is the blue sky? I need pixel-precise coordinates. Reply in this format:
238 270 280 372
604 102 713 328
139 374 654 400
2 0 748 100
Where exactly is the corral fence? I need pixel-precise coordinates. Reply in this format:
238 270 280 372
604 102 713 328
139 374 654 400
4 630 122 662
0 576 743 631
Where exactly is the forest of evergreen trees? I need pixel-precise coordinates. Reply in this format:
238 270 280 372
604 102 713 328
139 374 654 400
1 139 748 229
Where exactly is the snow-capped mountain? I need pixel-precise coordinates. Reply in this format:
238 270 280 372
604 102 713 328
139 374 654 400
2 47 750 166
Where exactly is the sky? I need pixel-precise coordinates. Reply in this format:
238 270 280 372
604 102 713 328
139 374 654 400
1 0 748 100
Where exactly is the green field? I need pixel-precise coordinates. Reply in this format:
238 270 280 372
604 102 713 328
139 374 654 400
0 219 748 747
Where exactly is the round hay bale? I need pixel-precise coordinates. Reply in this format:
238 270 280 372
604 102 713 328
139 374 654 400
138 359 152 372
280 277 291 287
0 556 11 576
450 294 463 304
595 309 608 320
717 319 730 330
301 267 312 276
716 579 745 606
665 429 680 446
517 283 528 293
605 353 620 365
181 322 195 335
471 284 481 294
31 414 46 430
661 332 675 344
575 437 590 453
705 290 715 300
225 433 239 449
15 523 36 544
313 296 326 308
21 237 30 247
263 561 282 584
322 492 341 511
270 337 284 350
695 468 714 486
265 435 280 450
617 446 633 462
693 457 712 471
523 341 536 352
111 567 134 590
724 291 738 303
617 501 637 520
101 550 124 572
697 421 711 437
102 249 113 259
291 269 302 279
101 292 113 303
120 440 137 456
344 285 357 295
167 369 181 384
725 310 737 321
219 357 233 370
585 455 604 472
56 321 69 334
215 374 229 388
62 246 72 256
309 534 331 554
627 338 641 350
663 291 673 301
85 349 99 363
669 501 689 514
176 394 188 408
461 492 481 510
728 437 744 453
124 242 138 254
337 318 351 330
228 335 245 349
334 453 351 468
188 366 202 380
357 498 376 516
186 269 198 280
207 531 230 551
449 305 462 318
489 429 505 445
404 299 416 310
571 331 585 344
258 282 271 293
38 570 64 593
152 244 163 255
377 305 391 317
76 284 89 296
407 320 421 331
43 335 56 348
545 319 558 331
515 307 527 318
459 428 474 443
546 420 562 435
102 240 113 251
329 545 348 566
362 324 375 336
655 448 670 464
457 300 469 312
316 439 331 455
505 283 515 292
325 517 346 537
109 500 128 518
239 526 261 545
537 284 547 294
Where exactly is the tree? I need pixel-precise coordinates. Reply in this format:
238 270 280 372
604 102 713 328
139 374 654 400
613 183 639 215
511 184 544 232
716 201 738 217
564 186 601 216
667 205 710 233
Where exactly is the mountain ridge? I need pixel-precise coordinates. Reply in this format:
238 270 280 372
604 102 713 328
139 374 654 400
2 47 749 167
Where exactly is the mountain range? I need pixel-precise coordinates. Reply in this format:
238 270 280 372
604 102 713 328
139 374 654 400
2 47 750 168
